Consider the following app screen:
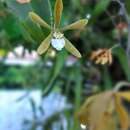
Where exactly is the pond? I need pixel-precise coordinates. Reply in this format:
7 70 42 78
0 90 70 130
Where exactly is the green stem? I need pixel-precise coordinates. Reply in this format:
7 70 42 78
110 44 120 51
47 0 53 27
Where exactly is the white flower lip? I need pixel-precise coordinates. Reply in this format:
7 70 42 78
80 124 87 129
51 38 65 51
51 32 65 51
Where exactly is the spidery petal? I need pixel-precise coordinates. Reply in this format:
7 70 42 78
54 0 63 27
62 19 88 31
29 12 51 29
37 33 52 55
64 37 82 58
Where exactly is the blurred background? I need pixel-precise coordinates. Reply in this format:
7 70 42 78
0 0 130 130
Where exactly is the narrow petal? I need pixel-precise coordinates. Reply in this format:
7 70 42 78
95 57 102 64
90 49 103 60
108 50 113 65
62 19 88 31
29 12 51 30
37 33 52 55
54 0 63 27
64 37 82 58
101 57 108 65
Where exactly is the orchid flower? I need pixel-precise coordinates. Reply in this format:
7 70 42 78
29 0 88 58
90 49 112 65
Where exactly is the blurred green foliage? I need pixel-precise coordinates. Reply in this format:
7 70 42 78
0 63 45 89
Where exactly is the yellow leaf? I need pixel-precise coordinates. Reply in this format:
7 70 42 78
77 96 96 125
77 91 114 130
117 92 130 102
88 92 113 130
114 94 129 130
29 12 51 29
64 37 82 58
96 96 116 130
62 19 88 31
96 113 117 130
54 0 63 27
37 33 52 55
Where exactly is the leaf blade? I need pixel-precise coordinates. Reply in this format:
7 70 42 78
77 91 114 130
77 96 96 125
114 94 129 130
117 92 130 102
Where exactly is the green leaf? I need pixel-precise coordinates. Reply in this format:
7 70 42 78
6 0 51 22
114 47 130 81
22 21 45 43
93 0 110 17
102 67 113 90
42 51 67 96
31 0 50 24
2 15 21 40
5 0 50 43
125 0 130 15
18 21 35 43
6 0 32 20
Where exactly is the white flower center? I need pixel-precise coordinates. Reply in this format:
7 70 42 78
80 124 87 129
51 32 65 51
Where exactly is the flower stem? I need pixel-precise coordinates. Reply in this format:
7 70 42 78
110 44 120 51
47 0 53 27
113 81 130 92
